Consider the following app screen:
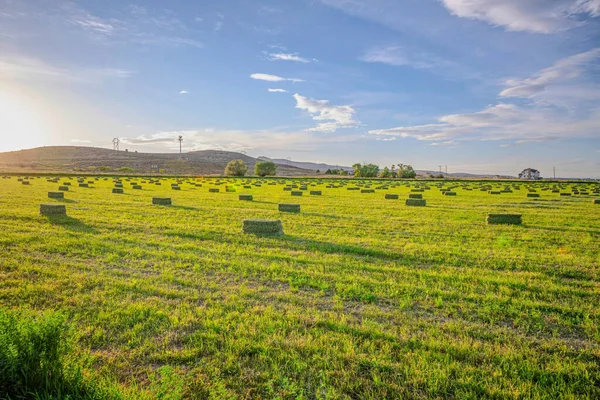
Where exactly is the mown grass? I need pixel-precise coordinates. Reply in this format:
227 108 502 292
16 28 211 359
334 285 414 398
0 176 599 399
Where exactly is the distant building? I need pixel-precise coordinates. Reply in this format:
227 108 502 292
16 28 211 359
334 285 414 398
519 168 541 180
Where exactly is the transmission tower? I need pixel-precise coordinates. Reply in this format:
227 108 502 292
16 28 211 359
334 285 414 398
112 138 120 150
178 135 183 154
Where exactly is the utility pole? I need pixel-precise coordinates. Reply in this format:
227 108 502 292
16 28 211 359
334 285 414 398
445 165 448 175
553 166 556 179
178 135 183 154
112 138 120 151
439 165 442 174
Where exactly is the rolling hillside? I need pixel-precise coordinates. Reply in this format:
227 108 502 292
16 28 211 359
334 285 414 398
0 146 313 176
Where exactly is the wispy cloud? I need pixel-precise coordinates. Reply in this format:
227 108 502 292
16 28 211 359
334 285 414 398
268 53 310 63
293 94 360 132
368 49 600 143
0 56 133 82
179 90 189 94
361 46 449 69
268 88 288 93
250 73 304 83
441 0 600 34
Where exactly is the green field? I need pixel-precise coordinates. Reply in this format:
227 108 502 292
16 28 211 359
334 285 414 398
1 175 599 399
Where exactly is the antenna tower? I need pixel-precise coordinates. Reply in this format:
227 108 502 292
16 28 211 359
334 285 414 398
112 138 120 151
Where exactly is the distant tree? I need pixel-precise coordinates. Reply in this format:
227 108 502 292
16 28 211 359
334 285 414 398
118 167 134 173
224 159 248 176
97 166 112 172
325 169 333 174
254 161 277 176
353 163 379 178
316 169 320 173
338 169 349 176
379 167 391 178
397 163 417 179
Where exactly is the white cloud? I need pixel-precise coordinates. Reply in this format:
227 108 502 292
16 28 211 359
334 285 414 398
441 0 600 34
120 128 355 152
250 73 304 83
361 46 447 69
369 49 600 143
500 48 600 99
268 53 310 63
268 88 288 93
293 94 360 132
179 90 189 94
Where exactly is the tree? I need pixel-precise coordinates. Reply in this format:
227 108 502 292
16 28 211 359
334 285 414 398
397 164 417 179
224 159 248 176
254 161 277 176
353 163 379 178
379 167 391 178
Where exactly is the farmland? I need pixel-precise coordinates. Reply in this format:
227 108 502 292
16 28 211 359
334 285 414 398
1 175 599 399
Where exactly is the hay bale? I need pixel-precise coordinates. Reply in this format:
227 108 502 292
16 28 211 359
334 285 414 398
113 188 124 194
443 191 457 196
527 193 540 198
239 194 253 201
488 191 501 195
22 181 30 185
385 193 399 200
487 213 522 225
48 192 64 199
209 188 219 193
152 197 172 205
593 199 600 205
132 185 142 190
58 186 69 191
242 219 283 235
409 194 423 199
361 189 375 193
310 191 322 196
405 199 426 207
279 203 300 213
291 191 303 196
560 193 572 196
172 186 181 190
40 204 66 217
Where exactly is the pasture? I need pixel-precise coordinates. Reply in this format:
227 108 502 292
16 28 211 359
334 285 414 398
0 175 599 399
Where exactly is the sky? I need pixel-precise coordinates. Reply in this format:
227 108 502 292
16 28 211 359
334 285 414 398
0 0 599 177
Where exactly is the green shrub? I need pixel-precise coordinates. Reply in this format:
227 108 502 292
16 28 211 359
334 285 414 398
254 161 277 177
225 160 248 177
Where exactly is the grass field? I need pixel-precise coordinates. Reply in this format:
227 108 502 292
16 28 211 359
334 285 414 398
1 175 599 399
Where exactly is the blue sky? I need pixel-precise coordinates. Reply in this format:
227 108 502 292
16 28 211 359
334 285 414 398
1 0 599 177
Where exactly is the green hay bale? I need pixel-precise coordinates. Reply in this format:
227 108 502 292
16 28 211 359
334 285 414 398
155 182 162 186
22 181 30 185
239 194 253 201
405 199 426 207
242 219 284 235
279 203 300 213
132 185 142 190
385 194 399 200
58 186 69 192
291 191 303 196
208 188 218 193
152 197 172 205
112 188 124 194
408 193 423 199
443 191 457 196
488 191 501 195
172 186 181 190
40 204 66 217
487 213 522 225
411 189 424 192
593 199 600 205
47 192 64 199
79 183 89 188
361 189 375 193
560 193 572 196
244 185 252 189
300 186 308 190
310 191 322 196
527 193 540 198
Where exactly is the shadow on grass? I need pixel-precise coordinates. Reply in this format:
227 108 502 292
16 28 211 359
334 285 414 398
46 216 97 233
277 235 402 261
251 200 278 205
170 205 200 211
55 198 78 204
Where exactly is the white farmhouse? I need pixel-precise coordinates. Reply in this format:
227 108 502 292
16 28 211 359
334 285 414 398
518 168 541 180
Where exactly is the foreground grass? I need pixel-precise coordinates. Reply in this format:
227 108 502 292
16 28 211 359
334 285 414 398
0 176 599 399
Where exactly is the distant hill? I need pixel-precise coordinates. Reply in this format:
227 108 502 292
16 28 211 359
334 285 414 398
0 146 312 176
257 156 354 172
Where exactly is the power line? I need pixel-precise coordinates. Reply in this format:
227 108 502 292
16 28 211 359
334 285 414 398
112 138 120 151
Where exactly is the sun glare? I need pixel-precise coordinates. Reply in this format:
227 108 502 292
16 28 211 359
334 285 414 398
0 91 49 151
